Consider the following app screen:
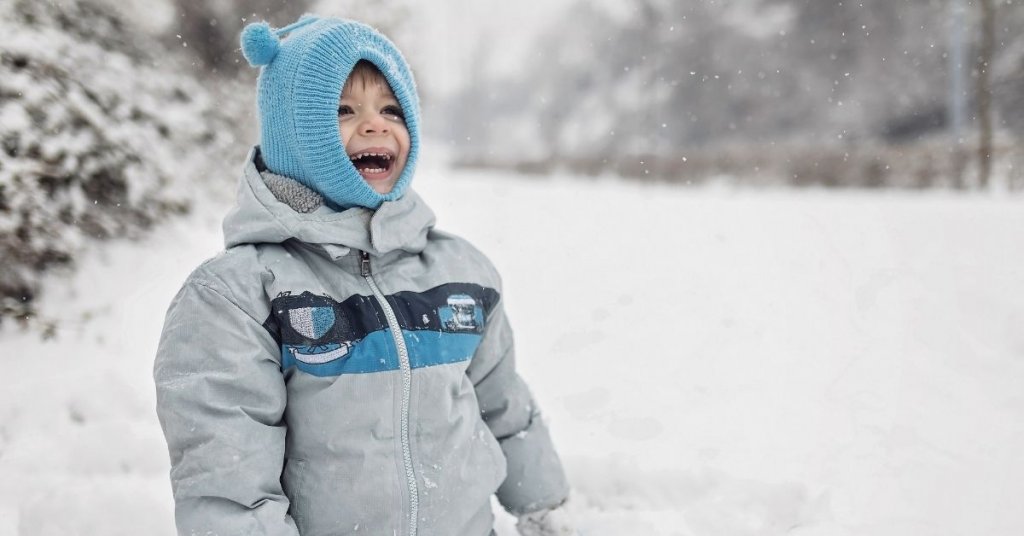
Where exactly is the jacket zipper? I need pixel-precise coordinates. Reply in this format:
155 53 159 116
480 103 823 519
360 250 419 536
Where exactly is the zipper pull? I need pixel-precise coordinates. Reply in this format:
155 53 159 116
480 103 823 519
360 250 371 276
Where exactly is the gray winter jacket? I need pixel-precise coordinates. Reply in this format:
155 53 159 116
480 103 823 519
154 148 569 536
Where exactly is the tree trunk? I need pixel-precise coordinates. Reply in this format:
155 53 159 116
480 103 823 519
976 0 996 189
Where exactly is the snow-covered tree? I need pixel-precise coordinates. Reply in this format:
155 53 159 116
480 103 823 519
0 0 241 325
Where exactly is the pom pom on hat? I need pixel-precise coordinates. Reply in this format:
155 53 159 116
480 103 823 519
240 22 279 66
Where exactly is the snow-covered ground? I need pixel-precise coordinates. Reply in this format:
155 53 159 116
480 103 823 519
1 165 1023 536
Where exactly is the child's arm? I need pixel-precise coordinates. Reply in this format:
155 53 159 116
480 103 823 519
466 297 571 516
154 277 298 536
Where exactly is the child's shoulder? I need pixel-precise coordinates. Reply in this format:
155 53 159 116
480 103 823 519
177 244 271 313
426 228 503 287
188 244 260 283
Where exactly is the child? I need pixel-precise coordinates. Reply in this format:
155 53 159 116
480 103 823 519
153 15 576 536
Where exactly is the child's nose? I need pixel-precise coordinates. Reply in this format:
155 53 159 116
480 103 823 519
359 114 389 135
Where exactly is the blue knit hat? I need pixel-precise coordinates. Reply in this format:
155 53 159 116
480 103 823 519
240 15 420 210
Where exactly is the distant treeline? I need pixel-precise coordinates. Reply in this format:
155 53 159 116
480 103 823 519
454 139 1024 190
439 0 1024 182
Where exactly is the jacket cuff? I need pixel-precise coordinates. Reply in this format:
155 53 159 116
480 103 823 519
495 414 571 515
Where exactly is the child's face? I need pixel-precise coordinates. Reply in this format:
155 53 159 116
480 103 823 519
338 75 410 195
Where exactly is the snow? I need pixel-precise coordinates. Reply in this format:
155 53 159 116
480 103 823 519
2 165 1024 535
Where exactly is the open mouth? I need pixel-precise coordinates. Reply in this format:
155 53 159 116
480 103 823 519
349 150 395 181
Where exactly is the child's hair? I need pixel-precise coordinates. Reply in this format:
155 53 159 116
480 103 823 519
343 60 394 97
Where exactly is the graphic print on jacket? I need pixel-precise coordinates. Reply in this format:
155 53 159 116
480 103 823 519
263 283 500 377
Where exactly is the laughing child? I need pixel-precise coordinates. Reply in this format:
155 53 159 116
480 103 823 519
154 14 576 536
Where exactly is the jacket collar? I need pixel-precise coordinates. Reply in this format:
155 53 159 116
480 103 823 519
223 147 435 258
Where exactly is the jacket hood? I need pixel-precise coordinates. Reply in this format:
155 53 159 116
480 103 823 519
223 147 435 256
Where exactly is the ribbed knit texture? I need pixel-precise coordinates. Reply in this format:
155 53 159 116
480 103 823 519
242 16 420 210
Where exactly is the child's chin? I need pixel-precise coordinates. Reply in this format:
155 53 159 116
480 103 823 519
362 176 398 195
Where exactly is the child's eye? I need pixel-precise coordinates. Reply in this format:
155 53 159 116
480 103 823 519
338 104 354 116
381 105 405 121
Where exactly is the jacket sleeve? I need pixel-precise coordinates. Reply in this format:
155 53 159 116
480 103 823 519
466 298 571 515
153 276 298 536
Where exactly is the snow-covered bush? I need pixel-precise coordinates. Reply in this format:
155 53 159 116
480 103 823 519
0 0 242 325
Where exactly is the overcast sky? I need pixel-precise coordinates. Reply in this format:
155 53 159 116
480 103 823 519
102 0 584 97
412 0 580 96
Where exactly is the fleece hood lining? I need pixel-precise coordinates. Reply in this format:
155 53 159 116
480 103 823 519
261 170 325 213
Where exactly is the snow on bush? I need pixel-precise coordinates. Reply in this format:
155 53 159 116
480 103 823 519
0 0 241 325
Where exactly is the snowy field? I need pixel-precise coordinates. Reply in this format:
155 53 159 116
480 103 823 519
1 165 1023 536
